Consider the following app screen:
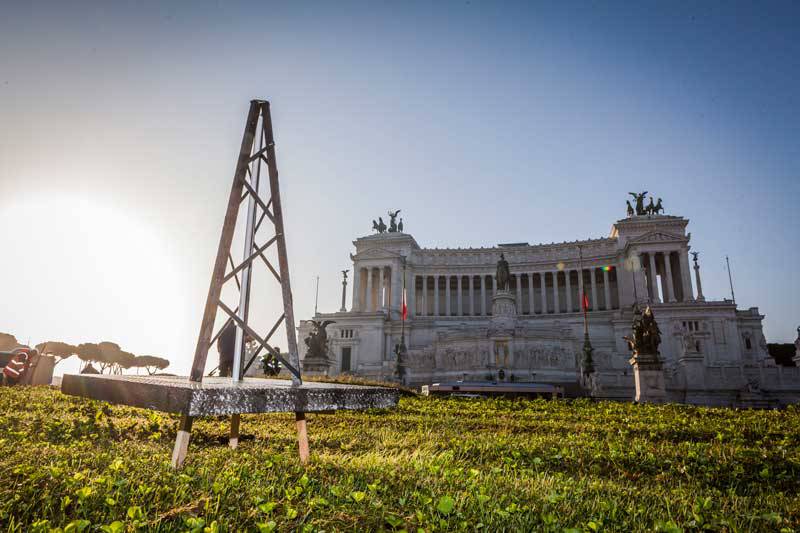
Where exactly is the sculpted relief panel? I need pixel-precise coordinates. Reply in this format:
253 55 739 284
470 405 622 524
408 336 579 373
513 342 576 370
434 341 491 370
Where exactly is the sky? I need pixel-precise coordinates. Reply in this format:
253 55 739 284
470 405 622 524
1 1 798 377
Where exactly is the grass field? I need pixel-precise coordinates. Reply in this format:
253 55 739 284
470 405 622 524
1 386 799 532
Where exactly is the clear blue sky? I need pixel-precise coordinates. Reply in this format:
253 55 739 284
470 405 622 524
1 1 798 376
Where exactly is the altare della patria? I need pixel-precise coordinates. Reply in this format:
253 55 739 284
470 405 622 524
299 196 800 407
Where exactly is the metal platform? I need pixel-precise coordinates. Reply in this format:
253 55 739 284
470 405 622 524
62 375 399 416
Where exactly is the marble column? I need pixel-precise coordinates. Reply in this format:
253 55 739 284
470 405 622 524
481 276 487 315
457 275 463 316
590 268 598 312
636 254 647 304
366 267 374 311
679 250 694 302
384 270 390 310
694 260 705 302
528 273 535 315
515 274 522 313
408 273 416 318
378 267 385 310
663 252 676 302
492 275 497 295
352 267 362 311
390 264 400 310
444 275 451 316
565 270 573 312
648 253 660 303
468 276 475 316
422 274 428 316
603 269 612 310
540 273 547 314
434 275 440 316
552 271 560 314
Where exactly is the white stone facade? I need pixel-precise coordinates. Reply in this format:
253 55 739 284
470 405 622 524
298 213 800 407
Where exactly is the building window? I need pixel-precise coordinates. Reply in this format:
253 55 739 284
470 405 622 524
341 347 352 372
745 337 752 350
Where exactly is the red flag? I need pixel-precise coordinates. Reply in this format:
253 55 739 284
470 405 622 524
582 292 590 312
401 288 408 320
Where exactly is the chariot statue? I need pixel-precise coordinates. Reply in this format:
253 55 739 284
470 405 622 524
628 191 648 216
646 197 655 215
387 210 401 232
372 217 387 234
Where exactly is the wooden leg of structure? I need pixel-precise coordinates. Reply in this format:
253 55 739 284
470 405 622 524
171 415 193 469
295 411 309 464
229 413 241 449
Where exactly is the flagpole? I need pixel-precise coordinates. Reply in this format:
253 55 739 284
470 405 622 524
314 275 319 315
400 267 405 342
578 246 588 337
577 245 594 385
395 256 408 384
725 255 736 305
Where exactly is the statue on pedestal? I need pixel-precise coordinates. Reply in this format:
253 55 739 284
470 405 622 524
340 270 349 312
496 253 510 291
303 319 335 365
624 305 666 403
624 305 661 356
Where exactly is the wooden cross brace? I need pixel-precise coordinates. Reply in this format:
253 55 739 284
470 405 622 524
172 100 305 468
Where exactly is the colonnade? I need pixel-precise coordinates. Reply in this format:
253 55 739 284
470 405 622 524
349 250 693 315
410 267 620 318
639 250 693 303
351 265 401 312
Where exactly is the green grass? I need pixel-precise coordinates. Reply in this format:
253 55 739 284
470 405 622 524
1 386 799 532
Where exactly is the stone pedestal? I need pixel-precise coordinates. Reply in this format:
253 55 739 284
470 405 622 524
301 356 332 375
489 290 516 336
487 290 516 380
629 352 667 403
678 351 705 391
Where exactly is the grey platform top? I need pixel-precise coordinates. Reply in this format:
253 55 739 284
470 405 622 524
61 374 400 416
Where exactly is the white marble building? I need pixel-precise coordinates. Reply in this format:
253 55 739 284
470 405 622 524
299 211 800 406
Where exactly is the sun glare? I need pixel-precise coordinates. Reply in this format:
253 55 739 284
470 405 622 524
1 193 192 375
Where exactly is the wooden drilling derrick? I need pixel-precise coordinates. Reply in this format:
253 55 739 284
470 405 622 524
62 100 398 468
